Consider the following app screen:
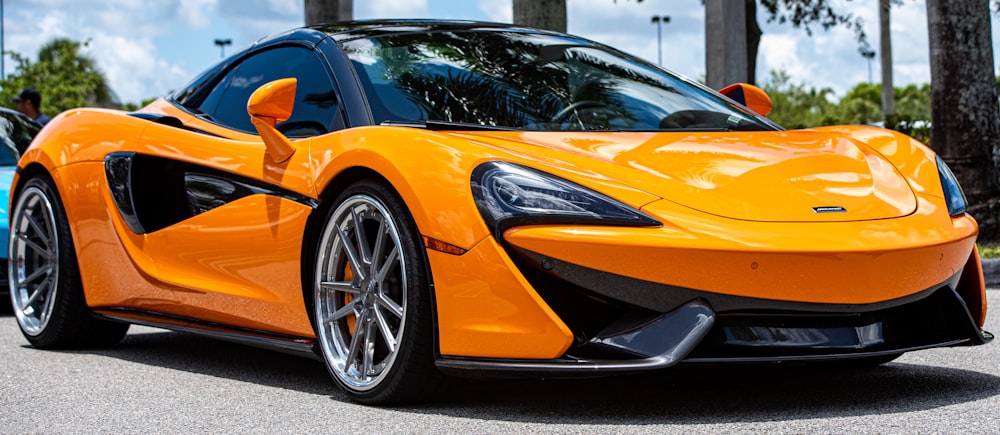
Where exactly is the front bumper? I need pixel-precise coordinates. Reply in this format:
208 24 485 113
437 249 989 377
431 203 987 374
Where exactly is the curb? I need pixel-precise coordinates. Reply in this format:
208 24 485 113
984 258 1000 288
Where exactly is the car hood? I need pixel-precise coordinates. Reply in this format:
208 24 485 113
456 130 917 222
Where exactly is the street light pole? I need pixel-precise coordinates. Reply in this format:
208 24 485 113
860 47 876 83
214 38 232 58
651 15 670 66
1 0 5 79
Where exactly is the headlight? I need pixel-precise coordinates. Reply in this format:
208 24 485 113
936 155 968 216
471 161 661 235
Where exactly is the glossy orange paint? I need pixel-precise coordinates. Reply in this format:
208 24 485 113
504 206 977 305
143 195 315 336
14 101 986 359
54 162 178 310
456 129 924 222
429 237 573 359
248 78 298 162
958 246 988 327
135 119 316 197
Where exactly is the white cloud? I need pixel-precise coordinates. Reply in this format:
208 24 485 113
479 0 512 23
178 0 219 30
85 34 189 103
566 0 706 79
759 33 814 82
356 0 430 19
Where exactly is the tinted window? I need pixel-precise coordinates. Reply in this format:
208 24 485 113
198 46 344 136
172 57 230 107
342 31 777 132
0 110 40 155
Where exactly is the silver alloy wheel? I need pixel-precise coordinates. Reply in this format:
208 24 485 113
9 185 60 336
315 194 408 391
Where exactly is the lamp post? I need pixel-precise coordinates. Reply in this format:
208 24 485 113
860 47 876 83
214 38 232 58
1 0 5 79
651 15 670 66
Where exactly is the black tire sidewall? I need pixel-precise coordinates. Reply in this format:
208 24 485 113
12 176 127 348
315 179 440 405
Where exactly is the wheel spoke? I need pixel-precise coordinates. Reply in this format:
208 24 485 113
18 264 53 287
22 278 51 307
321 280 360 295
344 309 366 372
376 293 404 319
17 233 54 260
335 224 366 281
369 215 387 272
323 299 358 324
374 249 399 283
362 313 376 377
351 207 371 265
374 307 398 353
24 213 53 249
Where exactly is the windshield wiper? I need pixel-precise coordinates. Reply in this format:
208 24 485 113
381 120 517 132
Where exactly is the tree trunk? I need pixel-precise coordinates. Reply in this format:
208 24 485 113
879 0 894 115
512 0 567 33
304 0 351 26
705 0 749 89
745 0 761 85
926 0 1000 243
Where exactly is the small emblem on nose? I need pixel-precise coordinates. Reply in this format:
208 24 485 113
812 206 847 213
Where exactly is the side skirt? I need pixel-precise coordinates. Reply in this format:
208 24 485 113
92 307 320 360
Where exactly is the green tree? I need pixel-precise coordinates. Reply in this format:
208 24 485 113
762 72 930 141
0 39 117 115
761 70 839 128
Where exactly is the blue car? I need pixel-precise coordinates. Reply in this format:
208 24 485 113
0 107 41 292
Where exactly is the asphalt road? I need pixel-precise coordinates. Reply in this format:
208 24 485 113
2 291 999 434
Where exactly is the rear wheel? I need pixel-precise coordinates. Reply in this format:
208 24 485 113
313 180 441 404
9 176 129 348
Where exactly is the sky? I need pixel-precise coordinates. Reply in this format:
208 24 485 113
2 0 999 105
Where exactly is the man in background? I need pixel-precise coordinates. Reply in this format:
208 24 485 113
14 88 52 126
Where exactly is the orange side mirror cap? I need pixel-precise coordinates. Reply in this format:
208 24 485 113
248 78 297 162
719 83 772 116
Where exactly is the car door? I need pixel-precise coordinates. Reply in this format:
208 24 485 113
126 44 346 336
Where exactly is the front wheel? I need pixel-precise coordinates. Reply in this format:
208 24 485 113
9 176 129 348
313 180 442 404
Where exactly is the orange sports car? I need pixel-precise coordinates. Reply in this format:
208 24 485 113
8 20 991 404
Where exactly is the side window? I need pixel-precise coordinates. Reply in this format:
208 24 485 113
198 46 344 137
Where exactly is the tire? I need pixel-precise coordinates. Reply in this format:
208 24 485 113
313 180 442 404
8 176 129 348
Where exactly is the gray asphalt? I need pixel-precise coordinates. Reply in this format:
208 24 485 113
2 291 999 433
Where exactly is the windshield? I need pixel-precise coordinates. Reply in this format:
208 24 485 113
341 30 778 132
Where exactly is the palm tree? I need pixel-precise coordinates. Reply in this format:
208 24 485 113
304 0 351 25
879 0 894 115
926 0 1000 242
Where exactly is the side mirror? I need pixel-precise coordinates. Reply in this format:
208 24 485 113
248 78 297 162
719 83 772 116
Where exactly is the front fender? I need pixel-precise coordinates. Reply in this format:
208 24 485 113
309 126 497 250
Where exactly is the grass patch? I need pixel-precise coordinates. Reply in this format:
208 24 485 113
979 244 1000 259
